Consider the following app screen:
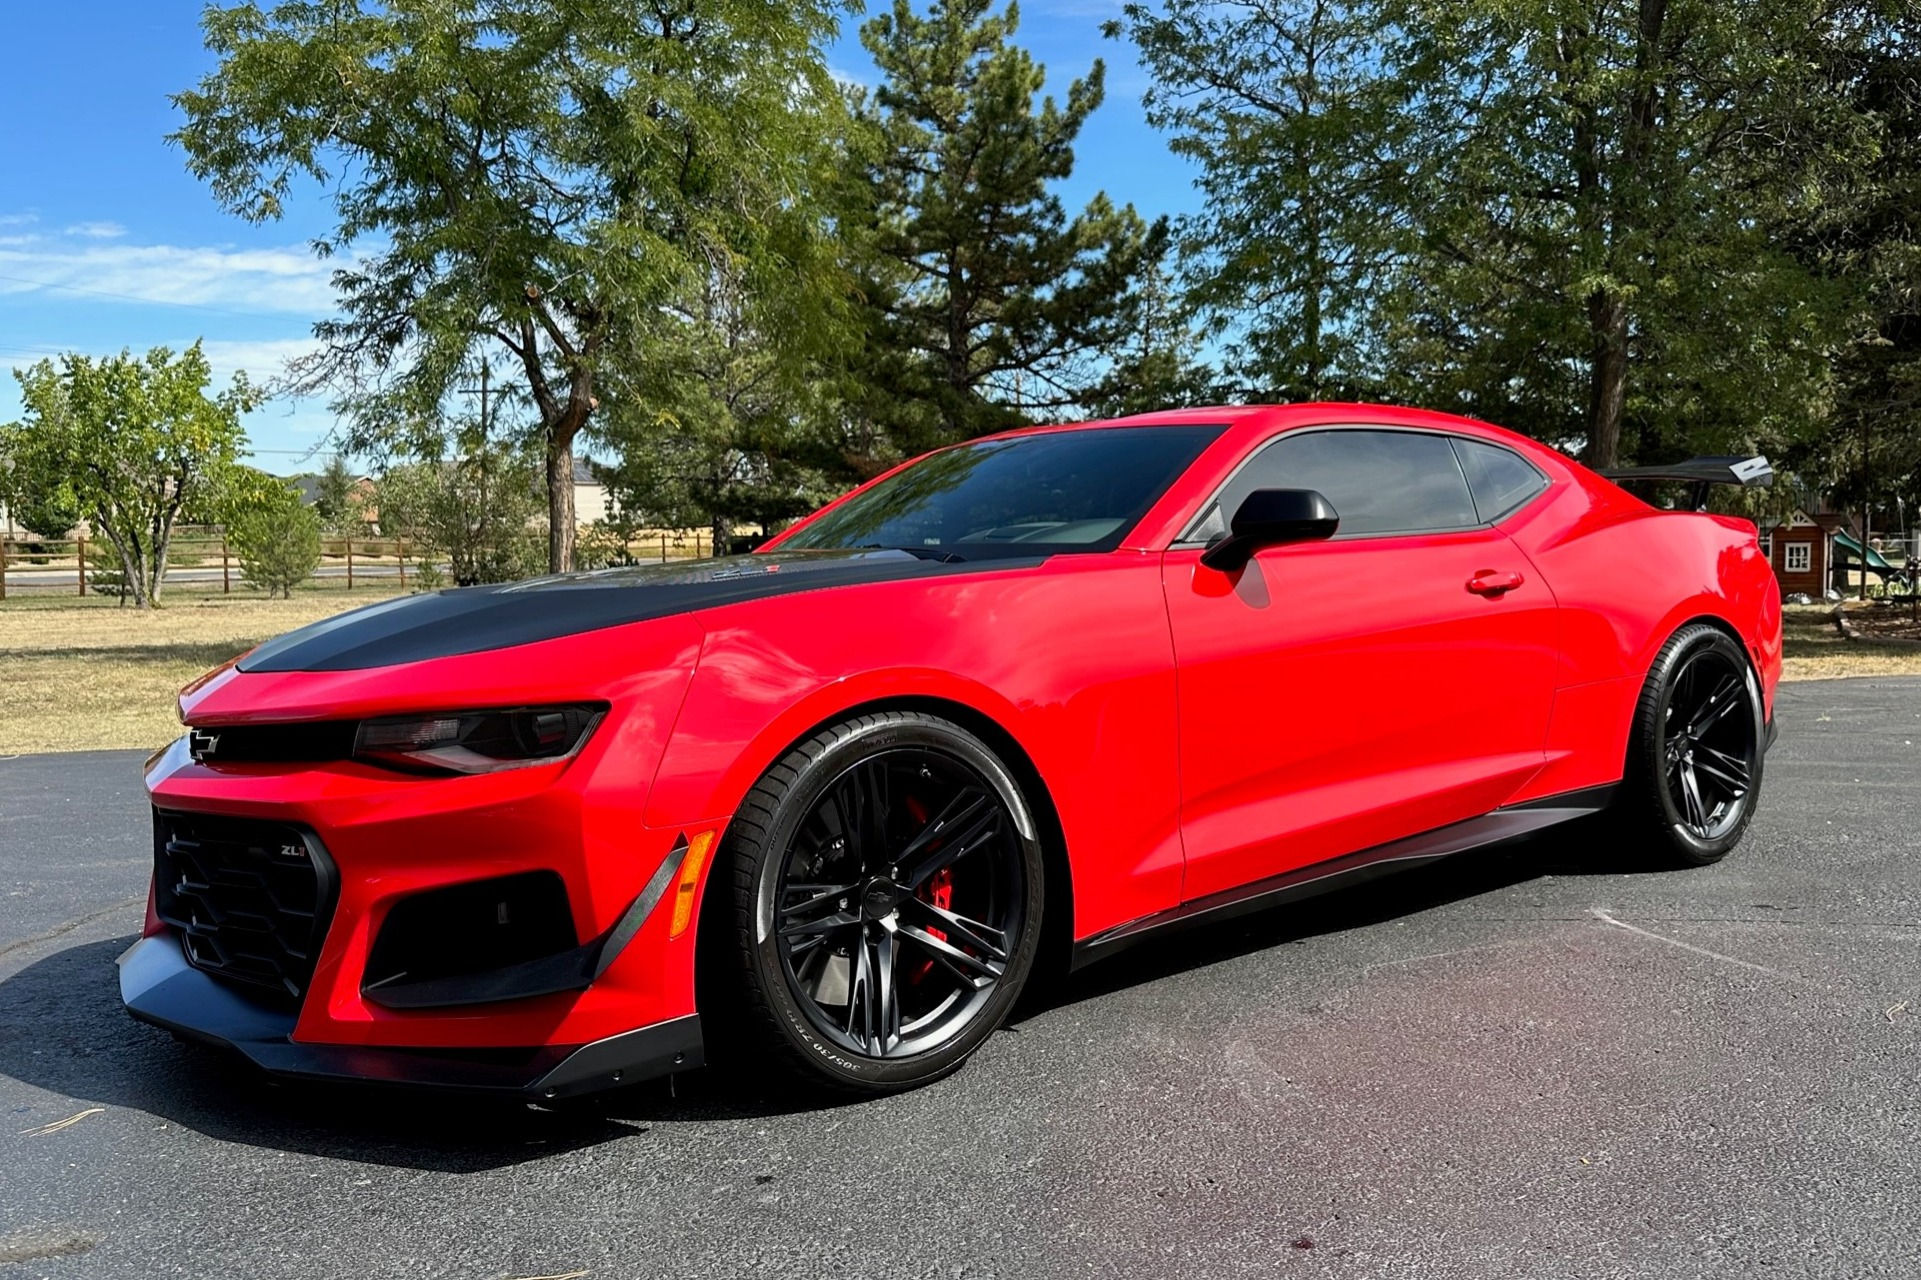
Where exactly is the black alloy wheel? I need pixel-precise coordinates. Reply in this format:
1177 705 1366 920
713 712 1045 1093
772 748 1023 1059
1660 645 1760 841
1620 624 1765 865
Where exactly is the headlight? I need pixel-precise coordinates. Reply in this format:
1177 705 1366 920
352 705 606 775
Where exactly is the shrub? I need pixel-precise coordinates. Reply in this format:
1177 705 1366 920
374 448 543 586
86 539 131 603
230 486 322 598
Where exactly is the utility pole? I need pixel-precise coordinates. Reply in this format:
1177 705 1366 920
1861 414 1872 602
456 359 504 584
457 358 499 439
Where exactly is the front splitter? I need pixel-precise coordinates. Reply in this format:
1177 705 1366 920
118 933 702 1099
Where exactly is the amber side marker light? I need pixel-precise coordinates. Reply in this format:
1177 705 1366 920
669 830 719 938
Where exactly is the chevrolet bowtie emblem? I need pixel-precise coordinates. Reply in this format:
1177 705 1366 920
188 728 221 762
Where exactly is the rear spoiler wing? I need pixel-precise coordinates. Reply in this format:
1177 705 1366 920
1598 456 1773 511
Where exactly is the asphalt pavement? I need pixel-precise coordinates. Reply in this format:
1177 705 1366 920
1 679 1917 1279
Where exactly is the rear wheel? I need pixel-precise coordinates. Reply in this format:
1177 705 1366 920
1617 625 1765 866
714 711 1044 1094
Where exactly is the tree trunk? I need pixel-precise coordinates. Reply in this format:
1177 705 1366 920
150 511 179 606
1582 289 1630 469
546 437 576 574
104 522 149 610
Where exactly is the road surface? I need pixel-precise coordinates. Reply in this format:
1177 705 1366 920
1 679 1917 1278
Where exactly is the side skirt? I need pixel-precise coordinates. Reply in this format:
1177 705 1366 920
1069 785 1616 972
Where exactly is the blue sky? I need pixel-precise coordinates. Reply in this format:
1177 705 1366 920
0 1 1196 475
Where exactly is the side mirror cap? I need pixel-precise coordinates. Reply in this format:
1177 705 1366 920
1199 488 1340 572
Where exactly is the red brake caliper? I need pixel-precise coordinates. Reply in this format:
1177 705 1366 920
904 795 952 984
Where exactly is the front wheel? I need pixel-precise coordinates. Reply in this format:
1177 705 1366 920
1616 624 1766 866
714 711 1045 1094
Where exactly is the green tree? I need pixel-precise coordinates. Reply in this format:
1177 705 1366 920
1117 0 1881 466
0 472 82 540
1079 236 1220 418
1784 4 1921 527
311 455 361 532
231 481 322 598
374 432 544 586
0 343 260 609
1111 0 1401 401
173 0 851 573
1385 0 1871 465
596 244 855 548
847 0 1159 456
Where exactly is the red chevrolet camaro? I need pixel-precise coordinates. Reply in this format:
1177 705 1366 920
123 404 1781 1097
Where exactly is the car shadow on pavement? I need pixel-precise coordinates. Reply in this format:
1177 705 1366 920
1019 816 1661 1017
0 822 1667 1164
0 936 654 1172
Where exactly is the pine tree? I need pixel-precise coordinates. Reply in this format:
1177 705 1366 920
1113 0 1401 401
847 0 1157 458
312 456 360 533
231 483 322 599
1080 231 1220 418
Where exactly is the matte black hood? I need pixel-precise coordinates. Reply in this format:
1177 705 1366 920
237 549 1004 673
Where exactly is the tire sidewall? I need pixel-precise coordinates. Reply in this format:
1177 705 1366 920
742 716 1046 1091
1644 628 1765 861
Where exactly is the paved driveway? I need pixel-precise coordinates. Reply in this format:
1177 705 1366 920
1 679 1917 1278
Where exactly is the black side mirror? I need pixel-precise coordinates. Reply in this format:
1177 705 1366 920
1199 488 1340 571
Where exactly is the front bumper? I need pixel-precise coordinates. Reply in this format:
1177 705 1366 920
119 932 703 1098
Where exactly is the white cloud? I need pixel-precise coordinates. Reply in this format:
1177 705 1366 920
64 220 126 239
0 213 37 227
0 240 337 315
196 336 323 385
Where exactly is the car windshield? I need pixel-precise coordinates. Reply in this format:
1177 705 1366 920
782 425 1224 559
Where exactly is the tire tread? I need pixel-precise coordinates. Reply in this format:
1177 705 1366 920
709 711 1026 1093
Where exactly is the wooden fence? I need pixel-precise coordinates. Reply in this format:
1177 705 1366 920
0 526 715 600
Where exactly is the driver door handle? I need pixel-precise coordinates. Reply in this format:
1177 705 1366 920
1466 569 1525 596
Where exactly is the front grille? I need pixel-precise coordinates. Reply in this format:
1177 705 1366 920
152 810 338 1001
188 721 356 765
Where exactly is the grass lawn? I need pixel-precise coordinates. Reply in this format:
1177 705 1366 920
3 592 1918 756
1 590 403 755
1782 602 1921 680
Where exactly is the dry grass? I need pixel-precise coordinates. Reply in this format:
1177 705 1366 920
1 591 402 755
1781 603 1921 681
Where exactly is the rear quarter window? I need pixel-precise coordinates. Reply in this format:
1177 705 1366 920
1451 438 1549 523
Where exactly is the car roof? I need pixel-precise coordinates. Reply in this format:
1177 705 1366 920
983 402 1565 461
765 402 1588 556
989 402 1526 440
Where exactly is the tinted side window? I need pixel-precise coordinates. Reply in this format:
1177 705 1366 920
1208 429 1479 538
1451 438 1548 523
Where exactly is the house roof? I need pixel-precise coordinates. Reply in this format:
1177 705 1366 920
1764 508 1859 537
288 472 372 507
1809 512 1857 536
